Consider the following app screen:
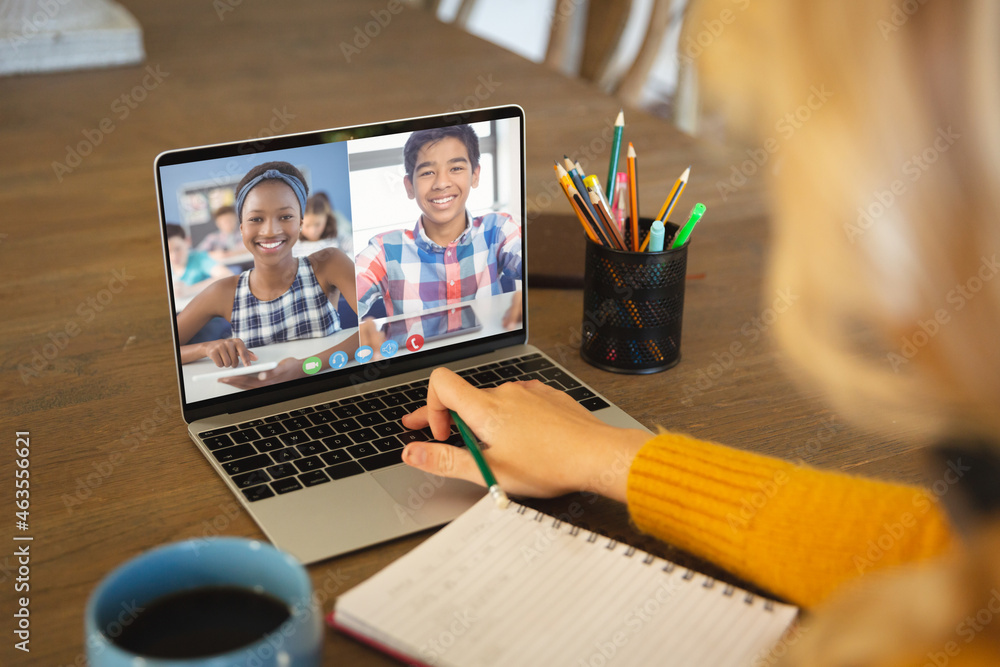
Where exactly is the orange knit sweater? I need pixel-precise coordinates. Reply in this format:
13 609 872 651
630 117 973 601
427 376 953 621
626 432 955 609
623 433 1000 664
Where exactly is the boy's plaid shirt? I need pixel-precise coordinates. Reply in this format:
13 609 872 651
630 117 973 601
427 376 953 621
356 212 522 320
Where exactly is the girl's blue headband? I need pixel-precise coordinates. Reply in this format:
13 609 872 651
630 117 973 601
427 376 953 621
235 169 307 222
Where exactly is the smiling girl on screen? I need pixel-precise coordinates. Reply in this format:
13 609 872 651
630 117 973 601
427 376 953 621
175 162 358 387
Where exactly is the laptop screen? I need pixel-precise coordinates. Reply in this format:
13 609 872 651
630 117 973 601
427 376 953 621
155 106 526 419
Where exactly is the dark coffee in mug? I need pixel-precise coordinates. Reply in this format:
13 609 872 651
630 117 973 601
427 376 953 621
110 585 292 659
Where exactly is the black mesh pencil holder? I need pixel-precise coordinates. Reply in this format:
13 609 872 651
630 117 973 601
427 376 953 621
581 221 687 374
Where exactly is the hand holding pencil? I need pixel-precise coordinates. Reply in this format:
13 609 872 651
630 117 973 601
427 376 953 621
399 368 648 503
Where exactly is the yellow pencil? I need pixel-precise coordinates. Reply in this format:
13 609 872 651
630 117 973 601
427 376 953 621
655 166 690 223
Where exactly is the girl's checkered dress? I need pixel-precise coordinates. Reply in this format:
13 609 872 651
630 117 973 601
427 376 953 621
231 257 340 348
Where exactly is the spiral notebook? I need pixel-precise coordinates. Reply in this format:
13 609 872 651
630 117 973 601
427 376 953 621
329 495 798 667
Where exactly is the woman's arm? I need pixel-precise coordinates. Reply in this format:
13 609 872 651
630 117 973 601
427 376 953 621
627 433 954 608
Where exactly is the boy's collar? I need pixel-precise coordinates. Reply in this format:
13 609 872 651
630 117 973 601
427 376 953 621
413 212 473 251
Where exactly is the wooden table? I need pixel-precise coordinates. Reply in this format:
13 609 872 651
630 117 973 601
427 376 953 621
0 1 931 664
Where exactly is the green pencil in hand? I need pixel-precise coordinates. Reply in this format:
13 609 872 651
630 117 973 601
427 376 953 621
450 410 510 509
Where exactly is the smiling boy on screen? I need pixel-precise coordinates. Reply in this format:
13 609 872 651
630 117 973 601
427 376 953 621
354 125 523 325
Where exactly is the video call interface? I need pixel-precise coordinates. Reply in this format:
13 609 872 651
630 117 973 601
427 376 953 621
158 115 524 404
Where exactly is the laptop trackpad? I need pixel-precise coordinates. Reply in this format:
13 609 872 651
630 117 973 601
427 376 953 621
372 466 484 526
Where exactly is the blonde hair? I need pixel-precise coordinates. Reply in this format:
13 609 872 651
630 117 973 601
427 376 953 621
686 0 1000 437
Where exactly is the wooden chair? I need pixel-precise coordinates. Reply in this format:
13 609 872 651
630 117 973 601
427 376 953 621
427 0 697 132
547 1 693 129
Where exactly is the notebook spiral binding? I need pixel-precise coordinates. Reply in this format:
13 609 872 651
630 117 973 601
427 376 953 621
512 501 774 612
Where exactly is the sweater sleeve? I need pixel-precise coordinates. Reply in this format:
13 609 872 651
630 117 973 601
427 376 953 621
626 431 955 609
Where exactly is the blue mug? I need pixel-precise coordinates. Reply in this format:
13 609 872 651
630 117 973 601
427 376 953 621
86 538 322 666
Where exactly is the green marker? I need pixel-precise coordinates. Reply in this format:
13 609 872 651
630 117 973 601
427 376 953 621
450 410 509 509
670 203 706 249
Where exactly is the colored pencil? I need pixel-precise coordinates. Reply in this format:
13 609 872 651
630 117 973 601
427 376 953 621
626 143 639 251
555 163 607 246
555 163 597 243
589 188 626 251
573 189 611 247
584 174 626 250
450 410 509 509
606 110 624 201
655 166 690 223
564 157 601 225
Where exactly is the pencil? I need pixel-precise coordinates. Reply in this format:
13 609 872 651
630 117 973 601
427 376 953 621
450 410 509 509
589 188 626 251
584 175 625 249
626 143 639 251
564 157 602 225
555 167 597 243
606 110 624 201
572 188 612 247
655 166 690 223
555 163 605 245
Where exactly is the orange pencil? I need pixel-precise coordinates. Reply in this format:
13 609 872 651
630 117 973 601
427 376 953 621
626 143 639 251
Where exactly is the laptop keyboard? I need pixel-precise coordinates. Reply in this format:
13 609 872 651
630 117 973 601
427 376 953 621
197 353 610 503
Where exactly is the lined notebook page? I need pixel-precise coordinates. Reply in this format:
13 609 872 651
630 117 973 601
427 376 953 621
334 495 798 667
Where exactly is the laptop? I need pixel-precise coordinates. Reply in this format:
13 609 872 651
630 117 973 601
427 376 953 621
154 105 649 564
